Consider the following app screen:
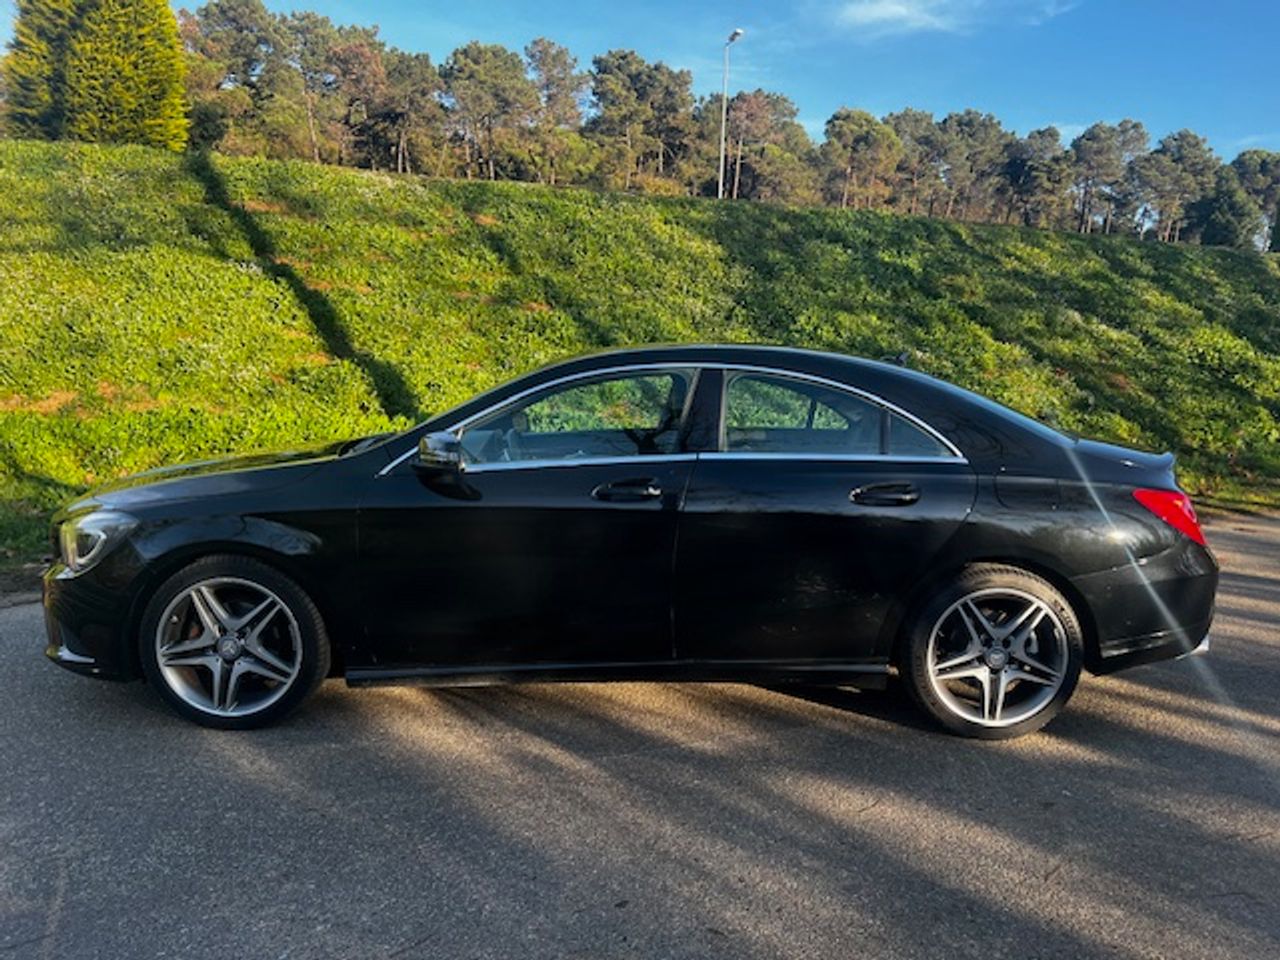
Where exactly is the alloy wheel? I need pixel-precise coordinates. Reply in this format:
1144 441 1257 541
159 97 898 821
924 587 1068 727
154 577 303 718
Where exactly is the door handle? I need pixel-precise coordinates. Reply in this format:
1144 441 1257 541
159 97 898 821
591 478 663 502
849 482 920 506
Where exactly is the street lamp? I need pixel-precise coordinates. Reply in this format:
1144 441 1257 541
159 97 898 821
717 27 744 200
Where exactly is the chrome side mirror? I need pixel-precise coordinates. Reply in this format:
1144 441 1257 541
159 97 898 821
413 431 464 475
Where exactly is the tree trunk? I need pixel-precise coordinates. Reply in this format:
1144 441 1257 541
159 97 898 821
304 92 321 163
841 165 852 209
732 136 743 200
1271 205 1280 252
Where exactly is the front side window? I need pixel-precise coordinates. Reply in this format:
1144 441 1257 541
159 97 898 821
722 372 955 458
460 369 693 465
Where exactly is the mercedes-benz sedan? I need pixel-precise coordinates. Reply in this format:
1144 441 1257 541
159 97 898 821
44 345 1217 738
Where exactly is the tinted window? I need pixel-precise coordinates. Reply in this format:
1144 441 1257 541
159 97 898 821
722 372 956 458
723 374 881 455
461 370 691 464
887 411 953 458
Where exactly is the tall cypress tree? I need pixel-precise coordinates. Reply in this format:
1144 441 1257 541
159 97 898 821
62 0 188 150
2 0 80 138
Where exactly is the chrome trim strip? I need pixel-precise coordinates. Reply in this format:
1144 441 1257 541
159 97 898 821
466 453 698 474
699 452 968 465
377 359 965 476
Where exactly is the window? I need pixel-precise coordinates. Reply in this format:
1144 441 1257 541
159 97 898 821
886 411 953 458
460 369 692 465
722 372 955 459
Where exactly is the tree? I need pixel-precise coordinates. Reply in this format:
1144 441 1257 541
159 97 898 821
823 108 901 209
937 110 1010 221
2 0 80 138
720 90 813 202
1133 130 1218 241
379 49 440 174
1230 149 1280 251
524 37 586 185
1001 127 1070 227
1183 166 1264 249
884 108 943 215
62 0 187 149
587 50 692 188
327 37 386 166
283 11 339 161
1069 120 1146 233
441 42 537 180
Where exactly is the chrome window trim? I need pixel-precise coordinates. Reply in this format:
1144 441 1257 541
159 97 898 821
466 453 699 474
715 364 964 461
700 452 968 465
377 359 964 476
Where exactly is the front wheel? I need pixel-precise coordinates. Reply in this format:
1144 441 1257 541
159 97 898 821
138 555 330 729
901 564 1083 739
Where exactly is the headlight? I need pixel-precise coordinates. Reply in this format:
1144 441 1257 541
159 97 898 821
58 510 137 575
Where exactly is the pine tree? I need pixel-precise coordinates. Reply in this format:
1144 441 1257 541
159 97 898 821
2 0 80 138
61 0 188 150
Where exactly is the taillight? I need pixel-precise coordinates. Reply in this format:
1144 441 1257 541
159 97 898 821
1133 488 1207 546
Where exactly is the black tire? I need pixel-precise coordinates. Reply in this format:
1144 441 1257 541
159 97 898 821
138 555 330 729
901 564 1084 740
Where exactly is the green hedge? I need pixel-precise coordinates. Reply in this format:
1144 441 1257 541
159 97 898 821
2 139 1278 568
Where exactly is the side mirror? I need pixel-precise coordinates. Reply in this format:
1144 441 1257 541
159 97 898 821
413 431 464 476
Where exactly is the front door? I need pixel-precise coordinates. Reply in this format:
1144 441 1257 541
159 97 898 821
674 368 977 664
357 367 698 671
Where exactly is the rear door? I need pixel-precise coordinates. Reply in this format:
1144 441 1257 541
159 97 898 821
674 368 977 664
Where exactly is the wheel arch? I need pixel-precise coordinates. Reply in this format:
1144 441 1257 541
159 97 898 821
883 556 1100 672
123 541 345 679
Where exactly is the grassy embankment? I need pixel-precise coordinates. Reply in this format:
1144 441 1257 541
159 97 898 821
2 139 1278 573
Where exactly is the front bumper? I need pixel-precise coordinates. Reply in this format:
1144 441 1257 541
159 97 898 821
43 563 140 681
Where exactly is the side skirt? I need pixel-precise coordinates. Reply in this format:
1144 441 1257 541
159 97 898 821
345 659 891 690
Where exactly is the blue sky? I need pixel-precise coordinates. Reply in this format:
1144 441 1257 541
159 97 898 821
3 1 1277 156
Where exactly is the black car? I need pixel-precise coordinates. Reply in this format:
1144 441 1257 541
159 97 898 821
43 345 1218 738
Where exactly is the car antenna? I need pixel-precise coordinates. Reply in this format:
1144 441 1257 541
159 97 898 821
880 352 910 367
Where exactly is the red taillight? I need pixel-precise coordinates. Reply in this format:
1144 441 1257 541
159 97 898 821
1133 488 1207 546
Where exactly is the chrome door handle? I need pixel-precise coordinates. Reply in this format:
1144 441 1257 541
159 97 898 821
591 478 663 502
850 482 920 506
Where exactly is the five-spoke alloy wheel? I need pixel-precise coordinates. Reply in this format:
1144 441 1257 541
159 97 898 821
902 564 1083 739
139 556 330 729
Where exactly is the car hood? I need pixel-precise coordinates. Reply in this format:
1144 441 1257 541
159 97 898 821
60 442 352 516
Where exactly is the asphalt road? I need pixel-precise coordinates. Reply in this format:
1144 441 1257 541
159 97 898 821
1 514 1278 960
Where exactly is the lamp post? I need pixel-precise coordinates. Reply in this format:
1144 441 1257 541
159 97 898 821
717 27 744 200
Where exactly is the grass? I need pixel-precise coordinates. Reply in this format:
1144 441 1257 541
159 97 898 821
1 138 1278 571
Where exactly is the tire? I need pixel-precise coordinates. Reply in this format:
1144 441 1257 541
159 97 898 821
138 555 330 729
901 564 1083 740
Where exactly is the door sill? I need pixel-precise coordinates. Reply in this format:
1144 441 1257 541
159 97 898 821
346 658 890 689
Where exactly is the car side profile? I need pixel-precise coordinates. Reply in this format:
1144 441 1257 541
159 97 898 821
43 345 1218 738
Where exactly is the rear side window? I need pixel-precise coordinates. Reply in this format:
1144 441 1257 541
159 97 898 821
722 372 955 458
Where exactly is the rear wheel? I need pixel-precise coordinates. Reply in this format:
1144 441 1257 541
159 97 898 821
138 555 330 729
902 564 1083 739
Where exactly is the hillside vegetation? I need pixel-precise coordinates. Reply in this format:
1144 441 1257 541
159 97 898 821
2 139 1279 570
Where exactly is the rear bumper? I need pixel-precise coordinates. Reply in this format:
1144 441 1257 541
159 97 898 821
1074 538 1218 675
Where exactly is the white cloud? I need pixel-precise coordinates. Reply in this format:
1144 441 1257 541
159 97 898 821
835 0 1076 38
